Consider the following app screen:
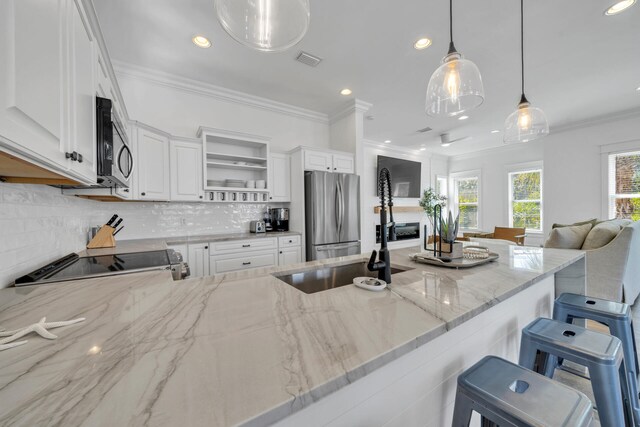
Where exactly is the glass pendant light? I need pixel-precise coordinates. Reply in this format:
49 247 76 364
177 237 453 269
426 0 484 117
504 0 549 143
215 0 310 52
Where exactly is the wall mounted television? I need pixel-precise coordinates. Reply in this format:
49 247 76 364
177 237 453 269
376 155 422 198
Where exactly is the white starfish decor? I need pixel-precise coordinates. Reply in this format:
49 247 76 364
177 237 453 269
0 317 85 351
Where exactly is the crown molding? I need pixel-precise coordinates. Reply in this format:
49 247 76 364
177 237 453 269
329 99 373 124
550 106 640 135
113 61 330 125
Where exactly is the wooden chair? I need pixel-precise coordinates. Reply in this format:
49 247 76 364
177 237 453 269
486 227 527 245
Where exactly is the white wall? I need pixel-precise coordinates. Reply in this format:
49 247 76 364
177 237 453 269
543 112 640 234
449 142 544 246
115 65 331 152
361 142 437 253
448 111 640 246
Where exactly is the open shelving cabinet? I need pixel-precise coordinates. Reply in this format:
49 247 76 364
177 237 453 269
197 127 271 197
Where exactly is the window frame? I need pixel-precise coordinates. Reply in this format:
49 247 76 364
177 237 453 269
506 164 544 234
450 170 481 231
604 148 640 220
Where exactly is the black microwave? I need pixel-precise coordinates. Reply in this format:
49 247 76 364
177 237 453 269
96 97 133 187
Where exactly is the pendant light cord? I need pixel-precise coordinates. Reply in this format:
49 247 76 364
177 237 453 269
520 0 526 101
447 0 456 54
450 0 453 44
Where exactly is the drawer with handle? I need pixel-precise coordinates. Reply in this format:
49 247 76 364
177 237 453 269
278 235 301 248
210 238 277 255
210 251 277 274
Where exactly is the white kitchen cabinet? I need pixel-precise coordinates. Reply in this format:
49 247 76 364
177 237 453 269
304 150 334 172
303 150 355 174
268 153 291 202
332 153 355 174
279 247 301 266
210 250 278 275
136 126 170 200
188 243 210 278
170 138 204 201
0 0 69 171
67 0 97 183
277 235 302 266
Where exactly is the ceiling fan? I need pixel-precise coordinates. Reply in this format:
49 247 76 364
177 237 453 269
440 133 470 147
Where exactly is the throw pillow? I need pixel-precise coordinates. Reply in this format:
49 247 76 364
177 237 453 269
544 223 593 249
582 222 621 250
551 218 598 229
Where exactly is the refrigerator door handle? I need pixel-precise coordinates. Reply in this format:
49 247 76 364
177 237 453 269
335 180 341 238
337 179 344 238
316 242 360 251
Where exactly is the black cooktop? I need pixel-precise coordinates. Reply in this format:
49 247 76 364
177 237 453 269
15 251 171 285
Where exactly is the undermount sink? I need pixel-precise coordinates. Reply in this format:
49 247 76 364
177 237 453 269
273 261 413 294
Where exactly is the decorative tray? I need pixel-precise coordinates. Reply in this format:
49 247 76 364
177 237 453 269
409 249 499 269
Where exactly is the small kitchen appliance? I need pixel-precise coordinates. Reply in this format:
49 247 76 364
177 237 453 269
271 208 290 232
250 220 266 233
264 208 273 232
96 97 133 188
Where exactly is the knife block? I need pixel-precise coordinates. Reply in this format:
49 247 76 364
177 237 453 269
86 225 116 249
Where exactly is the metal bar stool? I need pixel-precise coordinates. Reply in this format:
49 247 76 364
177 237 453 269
519 317 634 427
553 292 640 423
452 355 593 426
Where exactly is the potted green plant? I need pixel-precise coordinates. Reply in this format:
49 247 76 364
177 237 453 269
419 187 447 237
438 210 463 260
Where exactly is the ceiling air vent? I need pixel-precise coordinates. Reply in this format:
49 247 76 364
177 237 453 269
295 51 322 67
417 126 433 133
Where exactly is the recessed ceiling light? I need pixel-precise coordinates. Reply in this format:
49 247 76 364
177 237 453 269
458 115 469 121
491 129 500 133
192 35 211 48
636 86 640 91
340 88 352 96
384 140 391 144
605 0 636 15
441 143 451 147
414 38 432 50
420 147 427 151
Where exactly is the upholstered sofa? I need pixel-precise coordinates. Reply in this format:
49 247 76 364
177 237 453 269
545 219 640 304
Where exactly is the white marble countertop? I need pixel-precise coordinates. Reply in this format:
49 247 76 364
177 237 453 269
0 244 584 426
79 231 301 257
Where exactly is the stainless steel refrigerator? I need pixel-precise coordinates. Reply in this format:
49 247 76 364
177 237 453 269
305 171 361 260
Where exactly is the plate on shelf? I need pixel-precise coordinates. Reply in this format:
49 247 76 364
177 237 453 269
225 179 246 188
207 180 225 187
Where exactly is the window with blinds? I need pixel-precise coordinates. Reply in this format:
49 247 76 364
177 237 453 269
454 176 479 229
608 151 640 220
508 169 542 232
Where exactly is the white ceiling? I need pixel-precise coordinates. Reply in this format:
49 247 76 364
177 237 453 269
93 0 640 156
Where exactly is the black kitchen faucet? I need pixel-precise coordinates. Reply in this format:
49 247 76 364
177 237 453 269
368 167 396 283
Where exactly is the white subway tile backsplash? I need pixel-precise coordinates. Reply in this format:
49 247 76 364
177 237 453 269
0 183 279 288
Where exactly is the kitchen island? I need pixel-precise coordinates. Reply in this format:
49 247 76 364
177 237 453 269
0 244 584 426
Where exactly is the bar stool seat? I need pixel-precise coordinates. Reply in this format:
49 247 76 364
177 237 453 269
519 317 634 426
452 355 593 426
553 292 640 423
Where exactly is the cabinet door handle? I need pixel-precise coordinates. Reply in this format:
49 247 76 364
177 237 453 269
204 246 208 249
279 251 282 254
65 151 79 161
141 192 146 196
334 167 336 170
123 189 129 192
77 153 83 163
242 261 251 265
242 244 251 247
289 240 293 243
199 195 203 199
326 167 330 170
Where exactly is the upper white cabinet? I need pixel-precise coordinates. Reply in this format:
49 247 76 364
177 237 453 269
135 126 170 201
332 153 355 174
170 138 204 201
304 150 333 172
268 153 291 202
303 149 355 174
67 0 97 182
198 127 270 193
0 0 124 185
0 0 68 171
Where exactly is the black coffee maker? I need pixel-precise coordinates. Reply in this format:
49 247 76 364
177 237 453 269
270 208 289 232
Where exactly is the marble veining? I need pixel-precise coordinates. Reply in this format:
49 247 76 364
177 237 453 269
0 244 584 426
